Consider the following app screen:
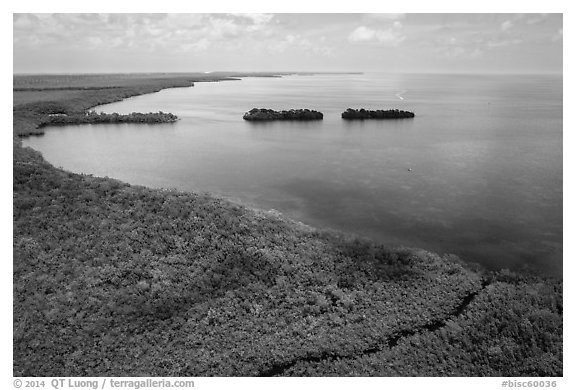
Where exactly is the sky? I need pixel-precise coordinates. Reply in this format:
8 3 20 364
13 13 563 74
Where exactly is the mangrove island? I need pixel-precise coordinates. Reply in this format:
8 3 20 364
341 108 415 120
243 108 324 121
40 110 178 128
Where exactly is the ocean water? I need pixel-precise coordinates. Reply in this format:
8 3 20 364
23 73 563 275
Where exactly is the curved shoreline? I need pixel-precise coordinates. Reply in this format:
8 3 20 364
13 73 562 377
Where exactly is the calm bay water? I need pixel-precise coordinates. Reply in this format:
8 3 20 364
23 73 563 275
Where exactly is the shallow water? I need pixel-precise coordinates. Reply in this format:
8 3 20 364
23 73 563 275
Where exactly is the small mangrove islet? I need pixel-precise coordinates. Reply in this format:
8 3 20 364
243 108 324 121
341 108 415 120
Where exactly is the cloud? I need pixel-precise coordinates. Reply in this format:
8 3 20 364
13 13 40 29
348 26 405 46
14 13 562 74
526 14 549 25
232 13 274 25
13 13 279 54
438 45 483 59
179 38 210 52
431 23 524 60
366 13 406 21
486 38 523 48
552 28 563 41
501 20 513 31
268 34 334 56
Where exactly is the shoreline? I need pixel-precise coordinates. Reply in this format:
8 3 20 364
13 73 562 376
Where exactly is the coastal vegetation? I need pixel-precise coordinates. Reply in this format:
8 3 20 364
40 111 178 127
14 75 194 136
341 108 415 120
243 108 324 121
13 73 562 376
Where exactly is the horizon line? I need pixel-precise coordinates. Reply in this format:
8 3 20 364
13 70 563 77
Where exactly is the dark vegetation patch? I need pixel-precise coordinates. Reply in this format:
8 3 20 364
13 73 562 376
14 86 123 92
341 108 415 120
258 278 491 377
39 111 178 127
243 108 323 121
282 275 562 376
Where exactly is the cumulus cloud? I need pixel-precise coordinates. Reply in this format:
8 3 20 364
348 26 405 46
501 20 513 31
552 28 563 41
13 13 39 29
231 13 274 25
